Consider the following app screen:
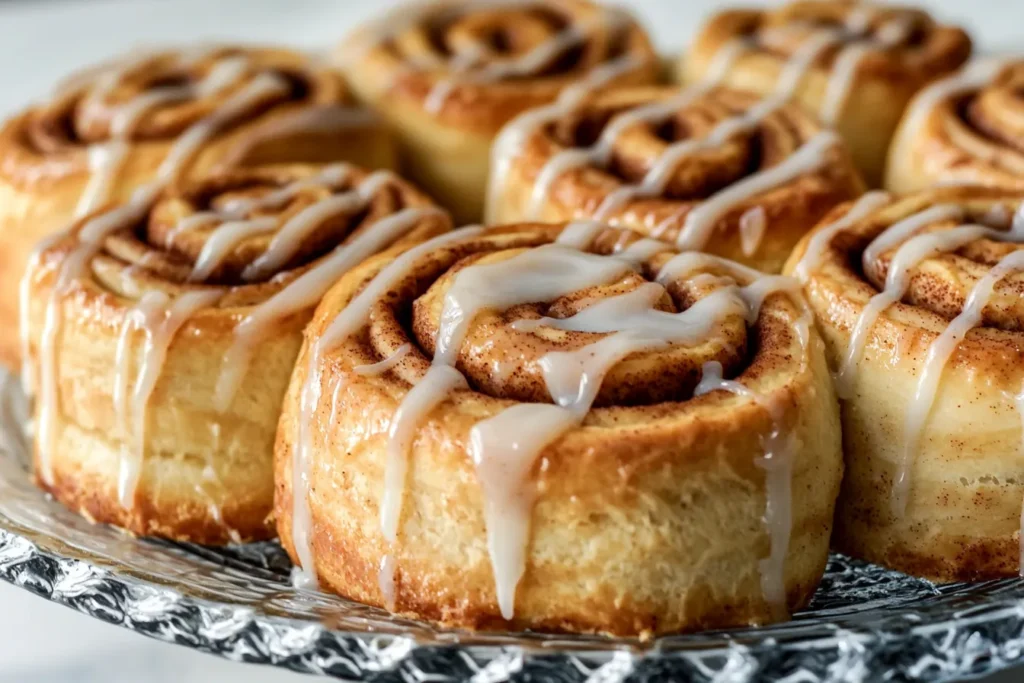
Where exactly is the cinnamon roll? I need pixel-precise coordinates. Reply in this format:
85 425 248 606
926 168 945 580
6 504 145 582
335 0 660 223
20 164 449 544
680 1 972 186
886 58 1024 194
487 85 864 273
275 221 843 635
785 187 1024 581
0 45 397 368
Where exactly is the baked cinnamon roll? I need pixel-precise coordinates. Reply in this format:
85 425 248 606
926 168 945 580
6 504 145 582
886 58 1024 194
680 1 972 186
0 45 397 368
275 221 843 635
785 187 1024 581
335 0 660 223
21 164 449 544
487 85 864 273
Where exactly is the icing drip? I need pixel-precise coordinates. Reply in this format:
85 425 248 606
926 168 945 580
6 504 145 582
694 360 792 617
19 234 64 397
793 191 891 283
895 251 1024 515
354 344 411 376
290 228 483 589
739 206 768 258
189 218 279 282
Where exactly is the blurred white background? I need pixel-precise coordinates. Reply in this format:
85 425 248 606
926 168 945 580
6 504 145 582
0 0 1021 681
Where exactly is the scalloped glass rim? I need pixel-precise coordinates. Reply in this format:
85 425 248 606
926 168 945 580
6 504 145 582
2 370 1024 682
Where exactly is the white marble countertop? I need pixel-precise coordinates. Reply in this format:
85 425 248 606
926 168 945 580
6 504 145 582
0 0 1021 680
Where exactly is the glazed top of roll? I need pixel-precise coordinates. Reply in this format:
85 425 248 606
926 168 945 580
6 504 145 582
786 186 1024 514
284 220 820 624
689 0 971 88
888 58 1024 190
490 85 864 271
336 0 660 133
0 45 372 188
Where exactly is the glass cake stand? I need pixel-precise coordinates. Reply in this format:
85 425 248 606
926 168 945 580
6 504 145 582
2 370 1023 682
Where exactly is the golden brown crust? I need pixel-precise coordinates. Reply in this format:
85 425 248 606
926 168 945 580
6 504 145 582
886 59 1024 195
0 45 398 369
680 1 972 185
275 221 843 635
335 0 660 222
24 164 450 544
783 186 1024 582
488 85 864 273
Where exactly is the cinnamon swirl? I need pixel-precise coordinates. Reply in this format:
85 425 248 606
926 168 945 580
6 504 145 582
21 164 449 543
275 221 843 635
886 58 1024 194
487 85 864 273
0 45 397 368
785 187 1024 581
335 0 660 223
680 1 972 186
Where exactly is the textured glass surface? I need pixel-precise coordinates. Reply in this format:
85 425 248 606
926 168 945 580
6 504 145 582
2 371 1024 682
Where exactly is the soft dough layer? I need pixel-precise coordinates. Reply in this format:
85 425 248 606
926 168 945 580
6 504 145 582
785 187 1024 581
275 222 843 636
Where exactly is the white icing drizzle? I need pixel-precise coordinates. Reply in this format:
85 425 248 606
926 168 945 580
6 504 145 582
838 203 1024 405
189 218 279 282
115 289 221 507
289 227 484 589
553 220 604 249
354 344 411 376
74 54 252 218
669 132 840 249
894 249 1024 516
19 233 64 397
793 191 892 283
214 206 447 412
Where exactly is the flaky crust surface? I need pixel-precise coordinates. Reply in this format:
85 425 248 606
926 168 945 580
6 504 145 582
24 164 449 544
275 222 843 635
785 187 1024 581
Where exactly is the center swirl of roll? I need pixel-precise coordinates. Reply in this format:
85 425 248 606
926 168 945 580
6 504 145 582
26 47 339 153
88 164 421 294
387 1 631 79
956 62 1024 160
357 226 757 407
